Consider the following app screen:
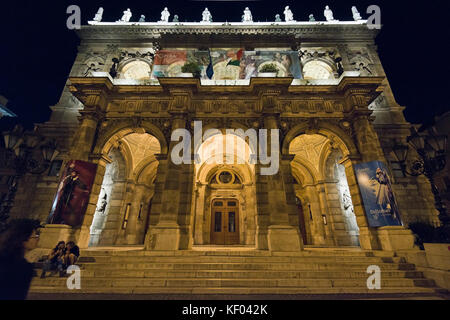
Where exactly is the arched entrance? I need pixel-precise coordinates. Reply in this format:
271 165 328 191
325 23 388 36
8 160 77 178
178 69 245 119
289 133 360 247
192 131 257 246
88 130 161 246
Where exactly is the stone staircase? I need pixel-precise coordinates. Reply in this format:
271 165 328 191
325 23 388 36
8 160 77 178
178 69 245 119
30 248 446 296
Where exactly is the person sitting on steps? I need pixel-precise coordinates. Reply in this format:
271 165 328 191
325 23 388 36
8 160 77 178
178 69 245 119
63 241 80 268
40 241 66 278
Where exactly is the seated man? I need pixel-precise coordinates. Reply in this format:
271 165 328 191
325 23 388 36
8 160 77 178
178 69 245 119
63 241 80 268
40 241 65 278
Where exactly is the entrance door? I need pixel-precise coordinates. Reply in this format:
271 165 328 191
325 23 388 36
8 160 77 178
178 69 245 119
210 199 239 245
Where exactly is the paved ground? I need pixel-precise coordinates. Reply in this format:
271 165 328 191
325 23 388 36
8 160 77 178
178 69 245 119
28 292 450 300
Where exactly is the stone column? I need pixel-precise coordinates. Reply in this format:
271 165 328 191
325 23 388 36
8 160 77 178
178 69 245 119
263 115 303 251
304 184 326 245
316 182 336 246
193 182 207 244
124 184 148 244
345 86 416 251
144 116 188 250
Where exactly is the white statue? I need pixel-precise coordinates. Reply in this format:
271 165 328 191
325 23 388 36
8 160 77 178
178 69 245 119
201 8 212 23
119 8 132 22
352 6 362 21
93 7 103 22
243 7 253 22
160 7 170 22
324 5 335 22
283 6 295 22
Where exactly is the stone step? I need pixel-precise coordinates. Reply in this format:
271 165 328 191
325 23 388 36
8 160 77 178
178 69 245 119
44 269 424 279
29 285 441 295
86 255 404 264
31 277 435 288
79 250 396 258
77 262 417 271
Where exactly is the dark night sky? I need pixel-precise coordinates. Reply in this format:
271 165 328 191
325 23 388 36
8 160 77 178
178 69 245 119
0 0 449 130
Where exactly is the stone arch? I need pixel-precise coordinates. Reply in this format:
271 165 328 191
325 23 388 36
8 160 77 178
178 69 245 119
192 121 255 157
301 57 337 80
118 58 153 80
282 121 357 158
134 157 159 184
196 161 254 185
94 122 167 156
192 131 257 246
317 138 360 246
291 158 319 185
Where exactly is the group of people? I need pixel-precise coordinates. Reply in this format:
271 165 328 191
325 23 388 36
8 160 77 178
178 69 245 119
40 240 80 278
0 218 80 300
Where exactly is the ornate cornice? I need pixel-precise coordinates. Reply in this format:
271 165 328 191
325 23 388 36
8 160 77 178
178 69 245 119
77 23 378 42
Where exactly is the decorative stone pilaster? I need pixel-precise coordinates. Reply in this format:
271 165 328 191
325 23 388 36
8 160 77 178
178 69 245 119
316 182 336 246
69 112 102 161
262 115 303 251
144 116 191 250
304 185 326 245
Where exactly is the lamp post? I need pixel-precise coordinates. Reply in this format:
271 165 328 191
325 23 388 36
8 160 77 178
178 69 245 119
0 125 59 231
392 127 448 226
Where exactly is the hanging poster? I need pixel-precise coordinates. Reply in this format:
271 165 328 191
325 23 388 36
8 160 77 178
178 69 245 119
47 160 97 228
354 161 402 227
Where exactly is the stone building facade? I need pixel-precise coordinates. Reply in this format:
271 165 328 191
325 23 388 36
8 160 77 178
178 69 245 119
9 20 439 252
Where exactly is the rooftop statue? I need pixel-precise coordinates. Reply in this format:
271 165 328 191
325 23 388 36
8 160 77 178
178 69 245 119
352 6 362 21
275 14 282 22
324 5 335 22
93 7 103 22
139 15 146 22
284 6 295 22
173 15 179 23
309 14 316 22
160 7 170 22
119 8 132 22
201 8 212 23
242 7 253 23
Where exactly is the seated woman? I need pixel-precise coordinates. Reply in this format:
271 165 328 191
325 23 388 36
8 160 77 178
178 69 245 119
63 241 80 267
40 241 66 278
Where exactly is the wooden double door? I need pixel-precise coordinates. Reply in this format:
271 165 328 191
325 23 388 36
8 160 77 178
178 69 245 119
210 199 239 245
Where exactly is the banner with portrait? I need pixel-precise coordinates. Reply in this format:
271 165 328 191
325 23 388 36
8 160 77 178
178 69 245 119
354 161 402 227
47 160 97 228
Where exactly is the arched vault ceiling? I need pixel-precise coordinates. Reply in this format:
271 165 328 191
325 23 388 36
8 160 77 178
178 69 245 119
289 134 328 173
122 133 161 171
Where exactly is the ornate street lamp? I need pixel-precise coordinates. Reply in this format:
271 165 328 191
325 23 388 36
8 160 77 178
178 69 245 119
391 127 448 226
0 125 59 231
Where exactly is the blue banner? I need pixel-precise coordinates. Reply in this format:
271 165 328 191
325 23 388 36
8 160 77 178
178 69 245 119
354 161 402 227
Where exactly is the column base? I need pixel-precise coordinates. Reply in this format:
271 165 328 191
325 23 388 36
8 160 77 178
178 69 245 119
256 226 268 250
267 225 303 251
75 226 92 249
39 224 74 249
145 222 180 250
377 226 415 251
359 227 381 250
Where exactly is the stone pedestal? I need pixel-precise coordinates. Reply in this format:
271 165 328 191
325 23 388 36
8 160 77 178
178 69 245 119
145 222 180 250
358 227 380 250
377 226 415 251
267 225 303 251
423 243 450 271
39 224 74 249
